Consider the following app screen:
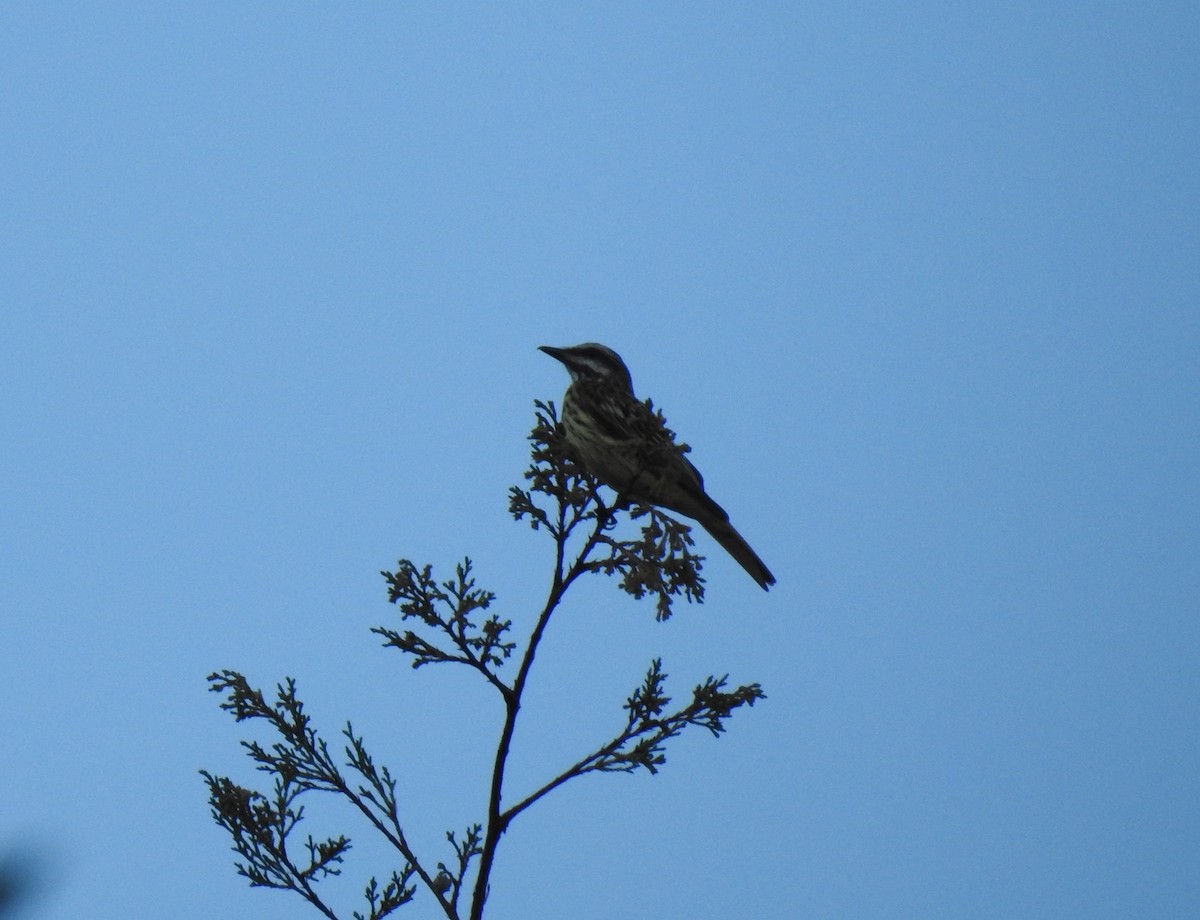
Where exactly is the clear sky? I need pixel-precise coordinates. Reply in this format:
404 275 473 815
2 4 1197 919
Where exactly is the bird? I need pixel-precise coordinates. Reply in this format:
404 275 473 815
539 342 775 591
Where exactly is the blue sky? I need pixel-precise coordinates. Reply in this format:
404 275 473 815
2 4 1197 919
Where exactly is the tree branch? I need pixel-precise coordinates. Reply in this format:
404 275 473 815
203 398 766 920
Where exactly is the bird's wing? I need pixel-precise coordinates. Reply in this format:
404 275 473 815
628 400 732 525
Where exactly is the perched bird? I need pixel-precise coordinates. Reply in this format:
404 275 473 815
539 342 775 591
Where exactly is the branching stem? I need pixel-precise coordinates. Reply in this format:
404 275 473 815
468 503 611 920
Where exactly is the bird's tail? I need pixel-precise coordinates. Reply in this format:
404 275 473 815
701 518 776 591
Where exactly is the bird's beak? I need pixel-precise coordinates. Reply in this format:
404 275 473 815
538 345 568 364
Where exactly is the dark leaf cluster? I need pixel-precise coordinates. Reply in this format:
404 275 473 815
202 672 470 920
376 559 515 689
610 658 767 773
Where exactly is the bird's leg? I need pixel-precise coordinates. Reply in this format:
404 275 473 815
600 466 652 530
595 491 624 531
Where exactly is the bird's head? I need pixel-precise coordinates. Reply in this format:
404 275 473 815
539 343 634 392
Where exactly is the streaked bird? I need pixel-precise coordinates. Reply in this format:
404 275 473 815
539 342 775 591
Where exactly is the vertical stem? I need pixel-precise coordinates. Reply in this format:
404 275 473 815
469 582 561 916
468 509 605 920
